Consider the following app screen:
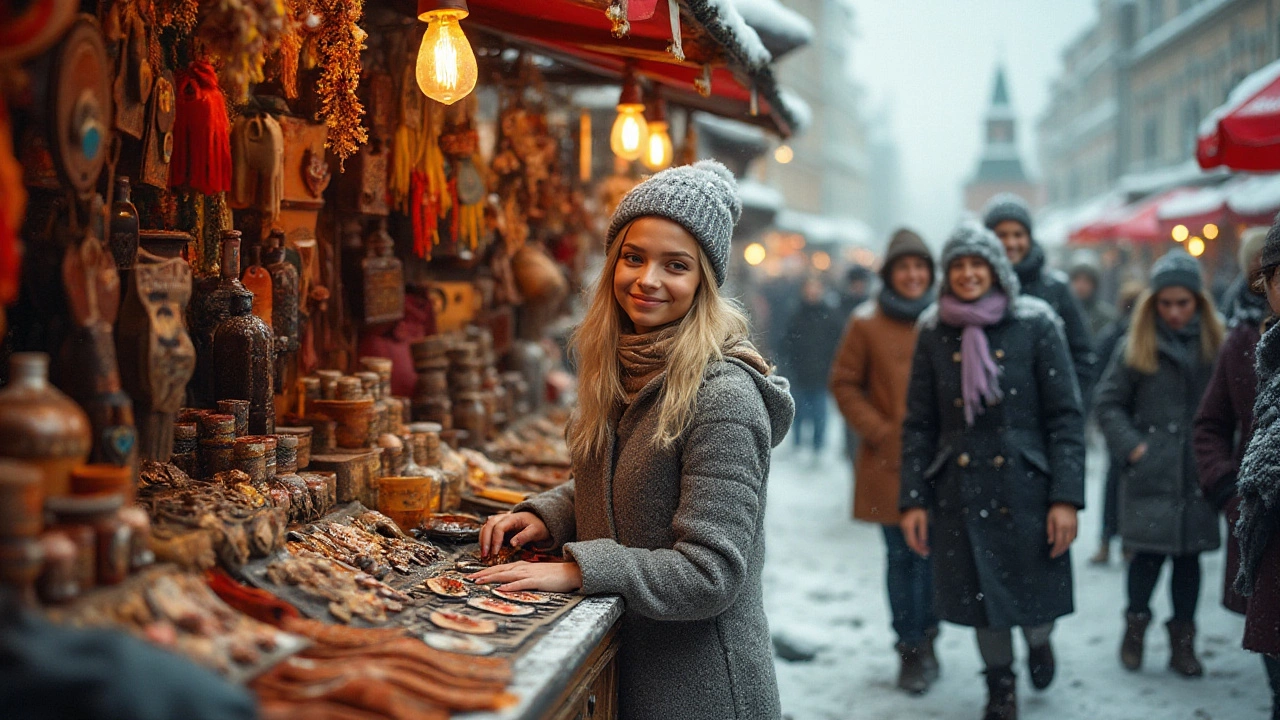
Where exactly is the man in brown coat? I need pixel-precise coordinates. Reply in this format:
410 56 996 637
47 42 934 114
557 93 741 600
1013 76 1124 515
830 228 938 694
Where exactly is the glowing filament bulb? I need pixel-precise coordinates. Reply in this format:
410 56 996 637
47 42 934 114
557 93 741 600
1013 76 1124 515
416 10 477 105
610 103 649 161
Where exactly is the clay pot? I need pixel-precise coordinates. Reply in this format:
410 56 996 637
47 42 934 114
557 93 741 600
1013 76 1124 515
377 474 441 532
310 399 375 449
217 399 250 437
512 244 569 306
0 459 44 539
0 353 92 498
69 464 133 503
233 437 267 482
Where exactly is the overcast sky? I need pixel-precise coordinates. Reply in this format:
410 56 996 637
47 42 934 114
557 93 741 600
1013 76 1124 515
847 0 1099 246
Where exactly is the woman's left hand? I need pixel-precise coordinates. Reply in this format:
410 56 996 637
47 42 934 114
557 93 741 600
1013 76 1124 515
468 561 583 593
1046 502 1078 559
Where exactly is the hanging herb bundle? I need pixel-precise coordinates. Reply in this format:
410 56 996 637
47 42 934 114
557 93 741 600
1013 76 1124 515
149 0 200 35
295 0 368 163
194 0 287 103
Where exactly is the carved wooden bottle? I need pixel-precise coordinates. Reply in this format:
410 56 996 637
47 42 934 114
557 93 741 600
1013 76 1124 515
212 245 275 434
263 229 299 386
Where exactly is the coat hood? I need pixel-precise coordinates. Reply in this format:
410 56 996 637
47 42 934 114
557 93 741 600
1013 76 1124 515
722 357 795 449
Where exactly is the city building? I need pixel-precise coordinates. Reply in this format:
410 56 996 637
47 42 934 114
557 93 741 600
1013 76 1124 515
964 66 1042 214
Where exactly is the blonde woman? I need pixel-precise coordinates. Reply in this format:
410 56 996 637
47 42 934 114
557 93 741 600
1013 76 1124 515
473 161 794 720
1095 249 1226 678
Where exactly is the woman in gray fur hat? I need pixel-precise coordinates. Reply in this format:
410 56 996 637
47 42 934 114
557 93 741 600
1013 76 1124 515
472 160 794 720
900 221 1085 720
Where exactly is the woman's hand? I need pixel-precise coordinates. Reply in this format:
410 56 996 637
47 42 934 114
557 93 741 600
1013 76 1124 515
479 512 549 558
1128 443 1148 464
1046 502 1078 559
900 508 929 558
469 561 582 593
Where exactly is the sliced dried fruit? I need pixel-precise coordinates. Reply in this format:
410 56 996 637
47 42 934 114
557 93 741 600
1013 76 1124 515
422 631 496 656
426 575 469 598
429 610 497 635
491 588 551 605
467 596 535 617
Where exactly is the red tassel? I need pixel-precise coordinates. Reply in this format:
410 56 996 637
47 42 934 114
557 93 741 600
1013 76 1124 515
170 60 232 194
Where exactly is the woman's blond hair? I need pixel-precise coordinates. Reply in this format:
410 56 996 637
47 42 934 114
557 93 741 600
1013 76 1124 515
568 224 752 459
1124 287 1225 374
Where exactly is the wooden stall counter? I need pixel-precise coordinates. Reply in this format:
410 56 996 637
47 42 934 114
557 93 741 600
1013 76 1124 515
459 595 623 720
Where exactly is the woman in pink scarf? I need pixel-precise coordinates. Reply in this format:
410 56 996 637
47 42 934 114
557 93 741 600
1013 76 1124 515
899 222 1086 720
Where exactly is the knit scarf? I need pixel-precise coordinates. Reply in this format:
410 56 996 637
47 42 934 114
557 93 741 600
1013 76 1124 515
878 286 934 323
1235 319 1280 596
1231 286 1270 330
1156 315 1202 372
1013 243 1046 288
939 292 1009 426
617 324 770 403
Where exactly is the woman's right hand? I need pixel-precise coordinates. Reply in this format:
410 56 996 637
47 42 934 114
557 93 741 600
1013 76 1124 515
900 508 929 558
1128 443 1148 464
479 512 549 558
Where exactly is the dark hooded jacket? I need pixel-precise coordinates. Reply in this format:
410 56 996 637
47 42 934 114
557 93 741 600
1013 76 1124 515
1015 244 1097 401
900 226 1085 630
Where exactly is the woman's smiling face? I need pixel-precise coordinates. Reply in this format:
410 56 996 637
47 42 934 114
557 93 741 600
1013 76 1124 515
947 255 994 302
613 217 704 334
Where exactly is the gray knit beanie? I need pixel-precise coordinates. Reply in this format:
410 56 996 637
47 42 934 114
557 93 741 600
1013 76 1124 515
982 193 1034 238
606 159 742 287
1149 248 1203 294
939 221 1020 299
1262 212 1280 271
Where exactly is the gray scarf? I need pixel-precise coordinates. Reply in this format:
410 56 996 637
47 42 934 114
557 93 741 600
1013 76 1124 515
1236 319 1280 596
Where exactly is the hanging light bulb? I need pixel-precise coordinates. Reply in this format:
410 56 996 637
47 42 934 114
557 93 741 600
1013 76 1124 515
642 92 673 171
416 0 478 105
610 67 649 161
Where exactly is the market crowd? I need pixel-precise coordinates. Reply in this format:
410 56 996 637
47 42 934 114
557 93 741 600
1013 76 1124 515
773 194 1280 720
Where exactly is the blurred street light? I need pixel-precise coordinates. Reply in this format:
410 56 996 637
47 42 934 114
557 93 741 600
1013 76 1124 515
744 243 767 266
1172 224 1189 242
1188 237 1205 257
1203 223 1219 240
774 144 794 164
812 251 831 271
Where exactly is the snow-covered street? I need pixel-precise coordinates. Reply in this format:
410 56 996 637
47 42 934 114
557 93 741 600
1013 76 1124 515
762 419 1271 720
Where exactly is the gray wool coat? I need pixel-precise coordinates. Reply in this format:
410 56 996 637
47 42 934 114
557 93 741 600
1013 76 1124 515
1094 336 1221 556
516 358 794 720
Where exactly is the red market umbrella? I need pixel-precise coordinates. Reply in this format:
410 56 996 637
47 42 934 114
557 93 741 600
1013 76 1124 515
1070 189 1192 244
1198 59 1280 172
1155 180 1242 240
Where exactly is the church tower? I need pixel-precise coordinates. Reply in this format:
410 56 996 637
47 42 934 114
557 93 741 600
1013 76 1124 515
964 65 1040 213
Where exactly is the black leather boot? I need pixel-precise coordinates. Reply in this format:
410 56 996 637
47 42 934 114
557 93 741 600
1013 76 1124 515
1027 641 1055 690
983 665 1018 720
1120 611 1151 671
921 626 940 683
896 642 929 694
1166 619 1204 677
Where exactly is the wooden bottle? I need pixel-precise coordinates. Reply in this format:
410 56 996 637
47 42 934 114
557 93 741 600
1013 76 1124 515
190 231 252 405
357 218 404 325
263 229 299 386
241 245 273 330
212 289 275 435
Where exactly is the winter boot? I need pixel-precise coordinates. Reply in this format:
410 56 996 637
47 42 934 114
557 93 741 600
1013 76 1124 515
895 642 929 695
1166 620 1204 677
920 626 941 683
1120 611 1151 671
982 665 1018 720
1089 543 1110 565
1027 641 1055 690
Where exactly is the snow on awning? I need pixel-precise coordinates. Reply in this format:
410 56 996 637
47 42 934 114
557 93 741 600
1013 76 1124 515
1226 174 1280 225
775 209 872 247
1155 178 1243 236
737 179 784 211
1198 58 1280 172
731 0 813 60
1070 189 1194 245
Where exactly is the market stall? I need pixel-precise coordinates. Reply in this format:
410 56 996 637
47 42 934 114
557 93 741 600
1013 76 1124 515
0 0 801 717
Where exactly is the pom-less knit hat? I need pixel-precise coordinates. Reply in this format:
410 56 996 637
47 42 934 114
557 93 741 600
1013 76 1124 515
940 221 1020 300
1260 212 1280 271
879 227 934 286
982 193 1034 238
606 159 742 287
1149 248 1203 294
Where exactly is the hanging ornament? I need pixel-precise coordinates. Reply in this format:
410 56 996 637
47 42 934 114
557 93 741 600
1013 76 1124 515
610 66 648 162
641 91 673 172
415 0 479 106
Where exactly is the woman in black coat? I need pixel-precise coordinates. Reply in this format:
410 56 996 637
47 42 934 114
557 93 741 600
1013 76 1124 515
901 223 1085 720
1094 249 1225 679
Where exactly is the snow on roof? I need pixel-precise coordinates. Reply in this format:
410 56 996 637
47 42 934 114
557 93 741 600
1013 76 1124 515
1199 58 1280 136
777 88 812 133
1118 158 1229 195
737 178 784 211
694 0 773 68
1227 174 1280 217
1132 0 1235 64
731 0 814 49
